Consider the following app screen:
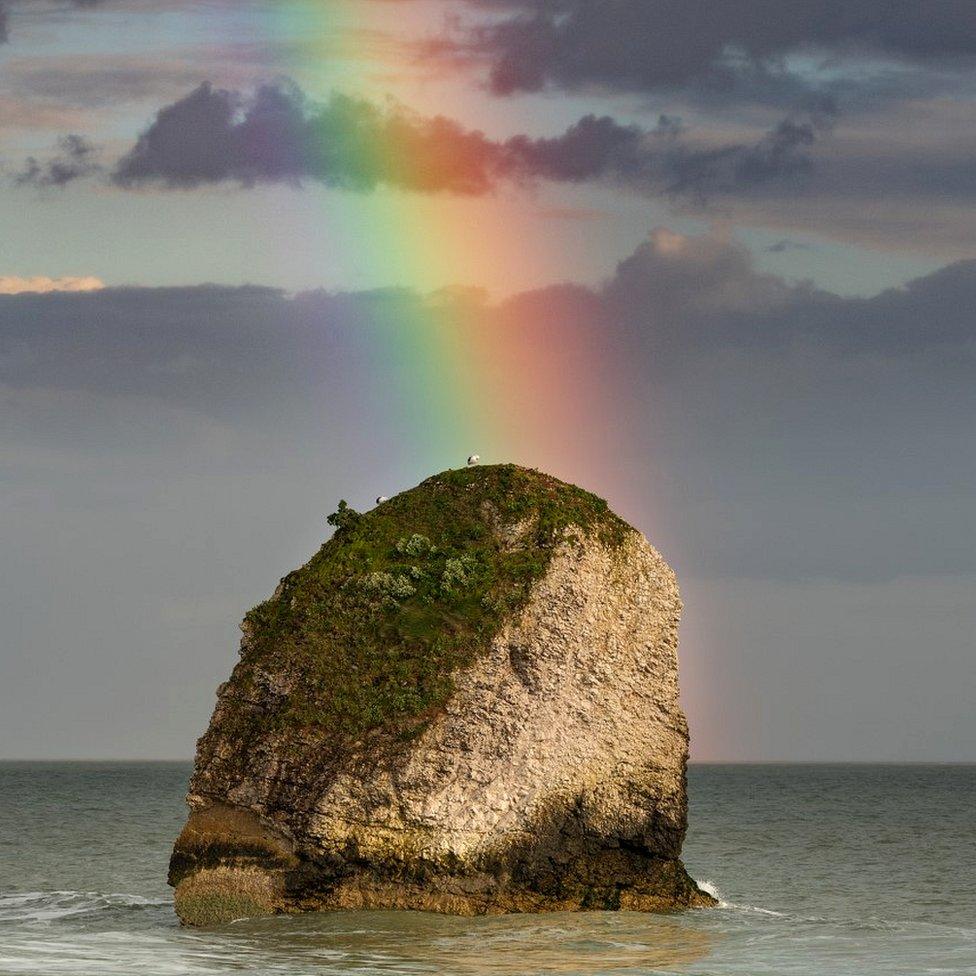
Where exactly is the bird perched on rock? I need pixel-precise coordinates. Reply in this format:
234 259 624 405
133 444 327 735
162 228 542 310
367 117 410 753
467 455 480 466
376 496 388 504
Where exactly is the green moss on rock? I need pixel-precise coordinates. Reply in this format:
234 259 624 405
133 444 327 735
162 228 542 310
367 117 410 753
173 866 282 926
235 464 627 748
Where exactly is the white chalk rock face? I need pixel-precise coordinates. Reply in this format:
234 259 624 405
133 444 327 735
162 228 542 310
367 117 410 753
169 466 713 924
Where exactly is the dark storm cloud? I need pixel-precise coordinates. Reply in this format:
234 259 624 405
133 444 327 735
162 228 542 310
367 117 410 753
489 229 976 362
502 112 824 192
661 114 826 198
0 283 356 416
598 230 976 354
3 231 975 583
3 234 974 762
497 231 976 581
454 0 976 96
113 81 505 193
6 232 973 409
112 79 822 197
14 134 99 186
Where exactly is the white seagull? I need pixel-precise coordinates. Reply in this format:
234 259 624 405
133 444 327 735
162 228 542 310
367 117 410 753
376 495 388 504
467 454 480 466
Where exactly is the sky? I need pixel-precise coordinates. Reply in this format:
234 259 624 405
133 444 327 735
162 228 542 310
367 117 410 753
1 0 974 761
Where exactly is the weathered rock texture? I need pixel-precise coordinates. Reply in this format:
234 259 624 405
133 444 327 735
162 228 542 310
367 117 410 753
170 465 713 924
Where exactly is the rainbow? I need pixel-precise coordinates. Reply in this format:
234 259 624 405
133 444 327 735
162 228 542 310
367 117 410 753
193 1 707 751
233 2 657 520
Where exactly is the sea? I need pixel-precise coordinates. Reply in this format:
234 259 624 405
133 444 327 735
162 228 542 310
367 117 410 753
1 762 973 975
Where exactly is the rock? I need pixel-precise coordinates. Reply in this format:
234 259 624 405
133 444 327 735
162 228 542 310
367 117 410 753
169 464 715 924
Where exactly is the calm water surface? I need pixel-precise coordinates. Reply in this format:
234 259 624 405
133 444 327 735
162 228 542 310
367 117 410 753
1 762 973 975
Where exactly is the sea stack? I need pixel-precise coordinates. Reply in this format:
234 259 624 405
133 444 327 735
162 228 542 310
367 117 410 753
169 464 715 924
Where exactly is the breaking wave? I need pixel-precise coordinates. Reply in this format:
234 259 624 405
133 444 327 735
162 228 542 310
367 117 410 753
695 879 788 917
0 890 168 924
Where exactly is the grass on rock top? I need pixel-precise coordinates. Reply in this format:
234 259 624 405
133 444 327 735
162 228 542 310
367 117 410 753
237 464 629 749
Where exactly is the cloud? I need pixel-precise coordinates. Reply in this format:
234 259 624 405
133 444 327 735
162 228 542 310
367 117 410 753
660 99 976 257
2 229 974 583
112 79 823 198
7 229 972 398
452 0 976 99
3 271 973 762
0 0 105 43
15 134 99 187
113 80 503 193
2 55 209 108
497 229 976 581
658 113 828 199
496 227 972 366
0 274 104 293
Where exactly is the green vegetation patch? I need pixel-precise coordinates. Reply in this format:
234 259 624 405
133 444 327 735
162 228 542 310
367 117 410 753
236 464 628 751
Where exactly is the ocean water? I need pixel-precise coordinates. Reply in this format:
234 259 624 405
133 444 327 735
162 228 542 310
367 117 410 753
1 763 973 975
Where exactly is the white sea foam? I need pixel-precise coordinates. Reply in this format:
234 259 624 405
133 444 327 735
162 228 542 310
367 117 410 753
696 878 727 906
695 880 788 917
0 891 167 923
735 903 789 918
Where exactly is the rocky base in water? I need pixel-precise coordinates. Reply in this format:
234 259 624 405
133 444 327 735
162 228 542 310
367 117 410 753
169 465 715 924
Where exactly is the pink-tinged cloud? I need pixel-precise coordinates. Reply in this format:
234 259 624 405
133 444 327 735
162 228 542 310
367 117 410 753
0 275 104 294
